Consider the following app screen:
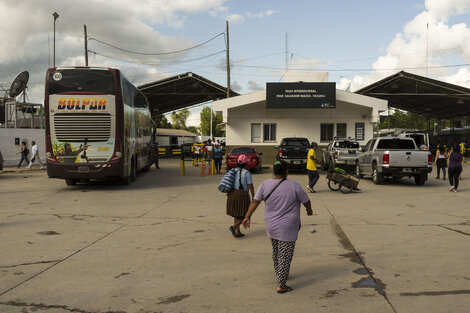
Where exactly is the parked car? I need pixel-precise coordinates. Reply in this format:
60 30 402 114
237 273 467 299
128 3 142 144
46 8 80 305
226 146 263 173
355 136 432 185
322 138 360 170
275 137 310 170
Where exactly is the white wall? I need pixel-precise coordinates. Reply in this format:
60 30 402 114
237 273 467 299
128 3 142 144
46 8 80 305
0 128 45 166
226 100 375 146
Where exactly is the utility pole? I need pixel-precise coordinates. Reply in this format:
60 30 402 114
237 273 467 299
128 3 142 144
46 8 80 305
226 21 230 98
53 12 59 67
210 108 213 139
84 24 88 66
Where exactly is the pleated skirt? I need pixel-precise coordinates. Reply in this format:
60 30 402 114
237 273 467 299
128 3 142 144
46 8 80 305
226 189 250 218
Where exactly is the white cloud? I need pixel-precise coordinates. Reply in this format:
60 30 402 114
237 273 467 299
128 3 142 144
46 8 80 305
230 81 242 92
226 14 245 23
247 80 263 91
0 0 227 103
247 10 279 18
344 0 470 92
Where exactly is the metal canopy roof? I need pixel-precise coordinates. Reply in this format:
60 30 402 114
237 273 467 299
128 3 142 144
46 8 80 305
356 71 470 120
138 72 238 115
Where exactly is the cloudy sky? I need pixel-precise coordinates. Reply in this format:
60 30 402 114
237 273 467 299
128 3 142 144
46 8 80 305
1 0 470 126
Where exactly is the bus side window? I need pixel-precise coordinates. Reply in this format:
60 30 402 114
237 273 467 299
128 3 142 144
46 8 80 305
122 81 133 107
134 92 148 109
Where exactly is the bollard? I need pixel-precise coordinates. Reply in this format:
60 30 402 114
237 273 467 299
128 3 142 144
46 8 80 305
200 160 206 177
180 157 185 176
211 159 215 176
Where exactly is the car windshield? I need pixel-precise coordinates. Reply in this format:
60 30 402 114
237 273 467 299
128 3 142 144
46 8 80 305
231 147 256 154
334 141 360 149
281 139 310 147
377 139 416 149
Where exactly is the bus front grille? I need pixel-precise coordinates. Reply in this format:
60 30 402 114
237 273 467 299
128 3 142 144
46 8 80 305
53 113 112 142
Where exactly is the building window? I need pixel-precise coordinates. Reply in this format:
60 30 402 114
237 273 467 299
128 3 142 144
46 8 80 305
355 123 365 140
336 123 347 138
263 123 276 142
251 123 261 143
320 124 334 142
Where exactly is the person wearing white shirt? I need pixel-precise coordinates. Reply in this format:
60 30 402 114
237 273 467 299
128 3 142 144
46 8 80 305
28 141 44 169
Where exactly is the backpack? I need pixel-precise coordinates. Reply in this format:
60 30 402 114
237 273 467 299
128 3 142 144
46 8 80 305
218 168 239 193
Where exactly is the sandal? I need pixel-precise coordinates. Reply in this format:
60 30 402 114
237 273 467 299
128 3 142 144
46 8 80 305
277 286 293 294
229 226 237 238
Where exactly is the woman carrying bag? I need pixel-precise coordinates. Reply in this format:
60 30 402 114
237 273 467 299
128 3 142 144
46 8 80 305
242 160 313 294
226 154 254 238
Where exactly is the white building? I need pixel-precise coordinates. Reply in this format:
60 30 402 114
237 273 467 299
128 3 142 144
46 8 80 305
214 87 387 163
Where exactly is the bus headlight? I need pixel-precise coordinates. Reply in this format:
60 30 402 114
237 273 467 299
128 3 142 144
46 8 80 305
115 152 122 157
46 152 51 158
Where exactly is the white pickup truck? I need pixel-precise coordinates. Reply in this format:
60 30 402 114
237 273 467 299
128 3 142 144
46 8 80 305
355 137 433 185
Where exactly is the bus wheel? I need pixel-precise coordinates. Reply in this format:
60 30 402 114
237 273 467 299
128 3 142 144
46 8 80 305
65 179 77 186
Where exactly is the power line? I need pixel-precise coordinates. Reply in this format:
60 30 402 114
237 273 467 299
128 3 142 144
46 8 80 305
236 63 470 72
88 32 225 56
88 49 226 66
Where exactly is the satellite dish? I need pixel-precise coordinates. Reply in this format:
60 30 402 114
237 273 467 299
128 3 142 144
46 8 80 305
9 71 29 99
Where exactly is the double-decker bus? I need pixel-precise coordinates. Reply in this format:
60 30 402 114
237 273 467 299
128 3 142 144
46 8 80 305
44 67 155 185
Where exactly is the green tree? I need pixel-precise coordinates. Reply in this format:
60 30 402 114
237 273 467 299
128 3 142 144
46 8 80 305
200 106 224 137
152 114 171 128
171 108 190 130
379 110 434 130
186 126 200 135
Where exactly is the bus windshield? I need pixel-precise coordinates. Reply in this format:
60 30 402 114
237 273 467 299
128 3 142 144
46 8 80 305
48 69 115 95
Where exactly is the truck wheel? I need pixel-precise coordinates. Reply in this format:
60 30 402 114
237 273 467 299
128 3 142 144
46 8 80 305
355 163 364 179
372 165 383 185
322 157 328 170
328 179 340 191
414 173 427 185
65 179 77 186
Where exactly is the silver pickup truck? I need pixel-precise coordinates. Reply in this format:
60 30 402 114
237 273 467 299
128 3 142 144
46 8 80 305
322 139 360 170
355 137 432 185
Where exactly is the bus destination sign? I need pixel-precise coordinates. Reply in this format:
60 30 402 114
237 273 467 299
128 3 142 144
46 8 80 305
266 82 336 109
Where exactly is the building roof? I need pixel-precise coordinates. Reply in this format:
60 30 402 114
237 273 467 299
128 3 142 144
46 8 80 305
356 71 470 120
156 128 198 137
138 72 239 115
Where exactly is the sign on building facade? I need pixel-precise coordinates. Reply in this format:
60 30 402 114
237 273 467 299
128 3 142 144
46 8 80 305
266 82 336 109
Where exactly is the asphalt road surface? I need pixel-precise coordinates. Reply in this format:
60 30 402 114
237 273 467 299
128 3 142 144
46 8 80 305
1 159 469 313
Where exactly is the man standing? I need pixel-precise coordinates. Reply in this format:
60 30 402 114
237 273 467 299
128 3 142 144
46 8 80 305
28 141 44 169
306 142 319 193
213 142 223 174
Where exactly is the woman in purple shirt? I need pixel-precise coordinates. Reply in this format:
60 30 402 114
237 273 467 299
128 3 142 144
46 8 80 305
448 144 463 192
243 161 312 293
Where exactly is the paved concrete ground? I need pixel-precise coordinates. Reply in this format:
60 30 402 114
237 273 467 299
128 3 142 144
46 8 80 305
0 159 469 313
